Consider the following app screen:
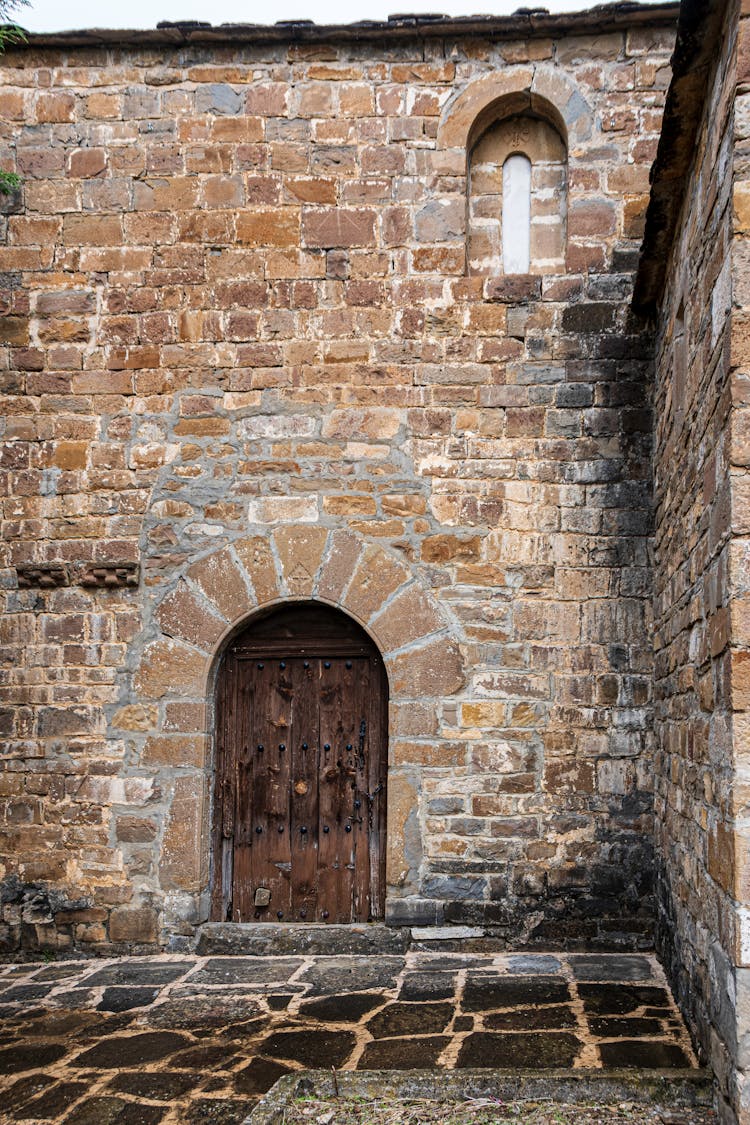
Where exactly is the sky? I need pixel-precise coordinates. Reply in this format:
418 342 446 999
19 0 668 33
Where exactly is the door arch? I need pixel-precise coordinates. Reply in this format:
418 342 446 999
210 602 389 924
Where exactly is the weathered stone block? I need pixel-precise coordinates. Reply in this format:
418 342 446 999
273 525 328 596
343 545 411 623
302 208 377 248
109 905 159 944
155 583 227 650
388 638 465 698
134 639 207 699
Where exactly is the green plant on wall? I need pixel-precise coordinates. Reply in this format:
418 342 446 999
0 0 28 196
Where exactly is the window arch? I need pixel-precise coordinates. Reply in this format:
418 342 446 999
468 112 567 276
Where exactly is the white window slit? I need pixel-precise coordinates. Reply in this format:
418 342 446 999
502 153 531 274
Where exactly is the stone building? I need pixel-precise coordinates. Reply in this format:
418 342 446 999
1 0 750 1118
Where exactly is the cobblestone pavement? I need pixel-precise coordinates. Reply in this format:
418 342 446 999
0 952 698 1124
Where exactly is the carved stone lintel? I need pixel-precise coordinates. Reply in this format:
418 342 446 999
79 563 140 589
15 564 69 589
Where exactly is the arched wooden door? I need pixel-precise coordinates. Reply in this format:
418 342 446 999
211 604 388 924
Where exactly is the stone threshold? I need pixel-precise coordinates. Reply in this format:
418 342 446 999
195 922 653 957
245 1067 715 1124
195 922 412 956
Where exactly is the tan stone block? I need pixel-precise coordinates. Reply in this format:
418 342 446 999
187 547 255 624
708 819 735 896
388 637 465 698
302 208 377 249
163 701 207 733
245 82 289 115
732 411 750 466
461 701 505 728
142 735 205 768
133 176 200 211
63 213 123 246
0 90 25 120
510 703 540 727
286 177 337 204
737 598 750 652
237 209 300 247
733 650 750 710
0 317 29 346
370 584 444 653
732 314 750 367
543 758 595 794
272 525 328 596
67 148 107 178
155 582 226 650
736 184 750 234
317 529 362 602
392 740 464 767
421 535 482 563
52 441 87 469
36 92 76 123
85 92 121 118
135 638 207 699
174 418 231 437
343 545 411 623
381 494 427 517
390 701 439 737
385 772 421 889
75 924 107 943
116 816 158 843
322 495 377 516
109 905 159 944
321 408 400 440
233 534 280 605
160 774 207 892
112 704 158 731
392 62 455 83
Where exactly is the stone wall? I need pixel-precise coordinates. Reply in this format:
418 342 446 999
0 13 675 953
649 1 750 1120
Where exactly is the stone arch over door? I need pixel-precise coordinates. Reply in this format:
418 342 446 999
128 526 466 935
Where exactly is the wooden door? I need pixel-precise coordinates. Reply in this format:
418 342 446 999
211 604 388 924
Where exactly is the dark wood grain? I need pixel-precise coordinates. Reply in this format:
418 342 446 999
211 603 388 923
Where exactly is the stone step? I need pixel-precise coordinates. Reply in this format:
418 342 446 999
246 1067 715 1125
195 921 412 956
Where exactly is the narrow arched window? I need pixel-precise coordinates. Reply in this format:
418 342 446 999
502 154 531 274
467 112 567 277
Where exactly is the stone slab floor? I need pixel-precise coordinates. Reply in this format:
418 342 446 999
0 952 698 1124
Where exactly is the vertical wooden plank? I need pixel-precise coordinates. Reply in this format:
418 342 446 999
368 656 388 921
232 651 251 921
210 649 230 921
318 657 359 922
290 657 319 920
225 652 240 920
316 658 340 922
243 657 293 921
352 657 371 922
262 658 293 920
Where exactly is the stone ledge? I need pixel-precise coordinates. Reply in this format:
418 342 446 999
245 1068 714 1124
196 922 411 956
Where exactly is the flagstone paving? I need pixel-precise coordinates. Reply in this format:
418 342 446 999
0 952 699 1124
